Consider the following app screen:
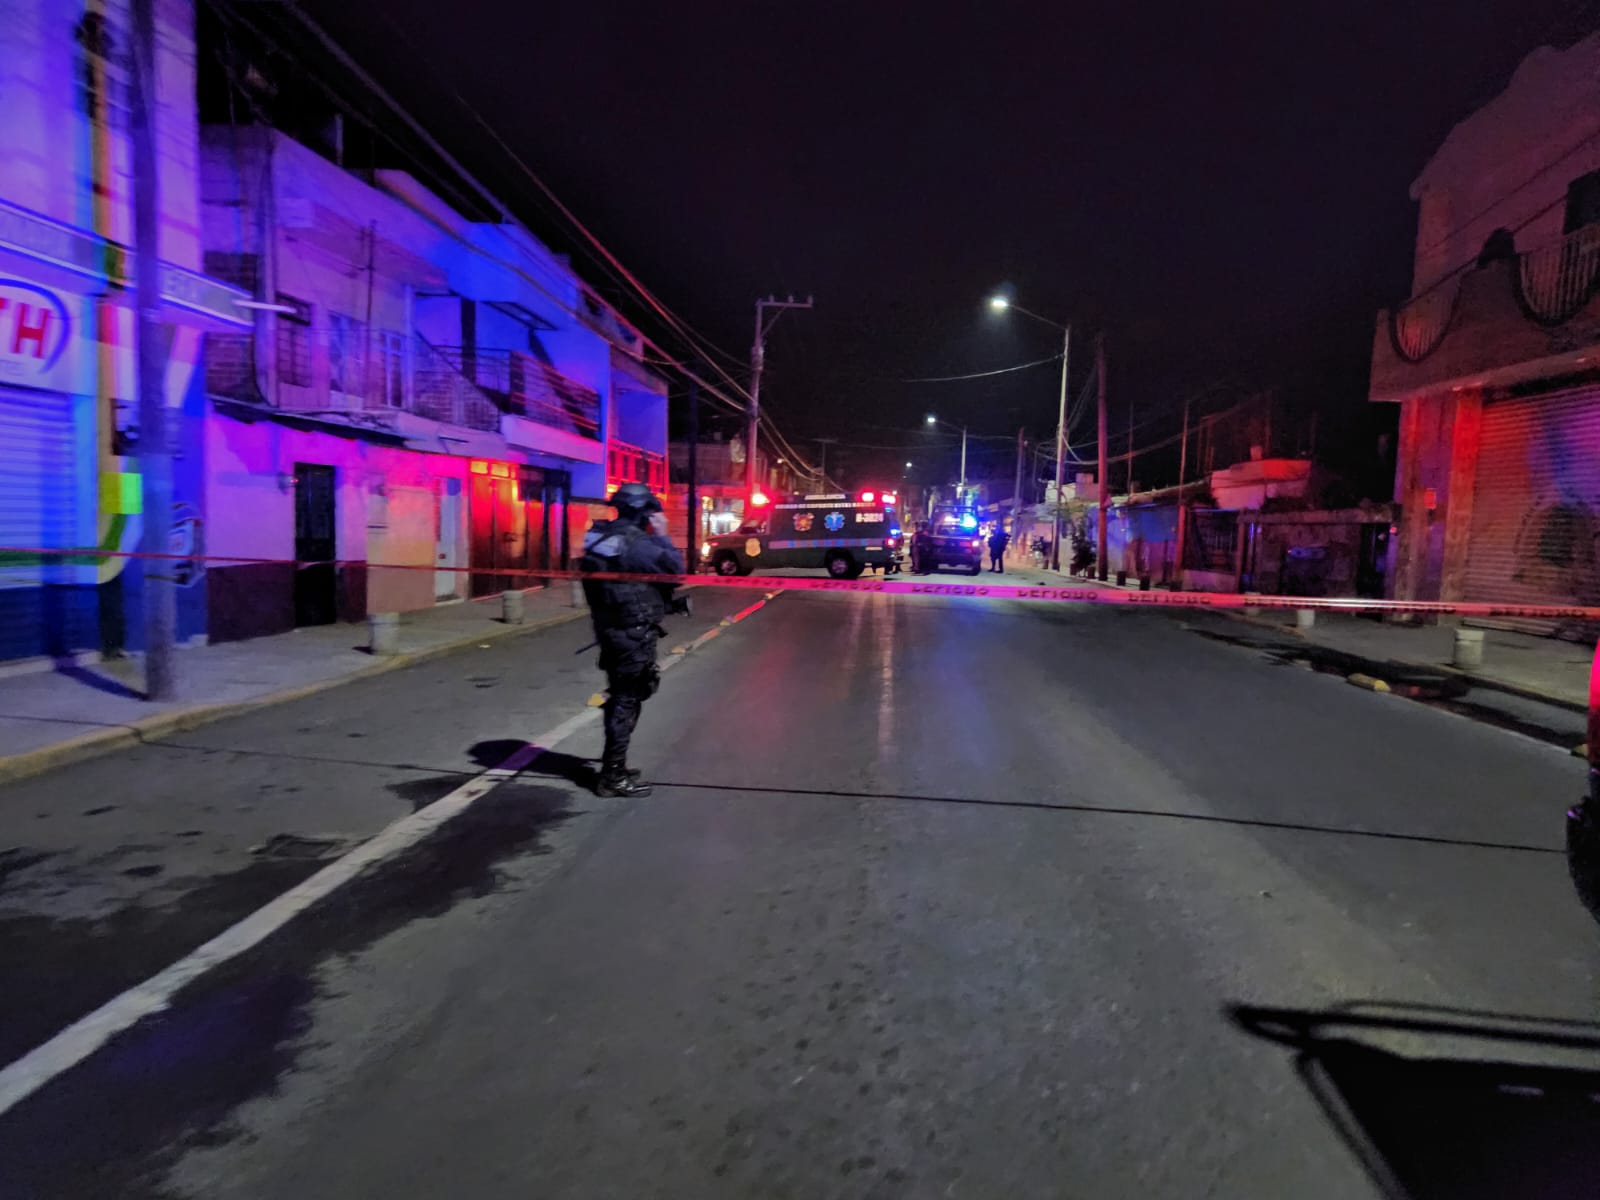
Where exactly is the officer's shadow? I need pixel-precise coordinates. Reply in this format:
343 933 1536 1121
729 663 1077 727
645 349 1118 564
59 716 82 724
468 740 597 790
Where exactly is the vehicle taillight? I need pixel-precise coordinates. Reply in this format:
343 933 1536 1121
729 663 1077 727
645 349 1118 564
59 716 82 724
971 538 982 548
1589 641 1600 765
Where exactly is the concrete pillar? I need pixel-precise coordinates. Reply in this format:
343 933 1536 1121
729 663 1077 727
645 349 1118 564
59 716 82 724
368 612 400 656
1295 609 1316 630
1452 627 1486 669
502 588 525 625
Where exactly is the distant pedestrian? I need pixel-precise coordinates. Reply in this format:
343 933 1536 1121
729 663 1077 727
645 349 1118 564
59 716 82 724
988 527 1010 573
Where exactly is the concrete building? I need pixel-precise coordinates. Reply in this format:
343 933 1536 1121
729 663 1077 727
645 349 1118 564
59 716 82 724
667 434 805 553
1371 31 1600 633
0 1 675 660
197 125 668 640
0 0 252 665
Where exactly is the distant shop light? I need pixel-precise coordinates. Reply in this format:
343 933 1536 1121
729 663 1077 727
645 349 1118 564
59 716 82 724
470 461 490 475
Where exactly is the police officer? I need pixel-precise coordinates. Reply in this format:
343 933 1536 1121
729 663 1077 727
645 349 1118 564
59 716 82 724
910 520 933 574
579 483 685 797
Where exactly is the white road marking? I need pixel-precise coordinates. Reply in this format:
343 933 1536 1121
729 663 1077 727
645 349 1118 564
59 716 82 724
0 594 781 1118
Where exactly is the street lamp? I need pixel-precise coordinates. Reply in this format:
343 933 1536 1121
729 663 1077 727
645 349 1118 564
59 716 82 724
987 294 1075 572
925 414 969 502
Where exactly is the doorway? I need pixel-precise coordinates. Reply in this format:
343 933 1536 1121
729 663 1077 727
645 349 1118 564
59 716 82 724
436 478 465 601
469 472 528 597
294 463 337 626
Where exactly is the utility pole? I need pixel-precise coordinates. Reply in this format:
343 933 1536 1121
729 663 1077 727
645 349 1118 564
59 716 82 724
1096 334 1109 582
746 294 813 500
1175 394 1191 587
1126 402 1135 494
814 436 837 490
685 381 699 570
958 426 968 503
132 0 175 700
1011 427 1026 543
1050 324 1071 571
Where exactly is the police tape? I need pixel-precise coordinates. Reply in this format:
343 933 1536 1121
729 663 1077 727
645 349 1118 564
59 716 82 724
6 545 1600 624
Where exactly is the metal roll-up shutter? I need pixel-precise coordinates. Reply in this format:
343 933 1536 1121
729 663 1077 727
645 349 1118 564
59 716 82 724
0 386 78 589
1462 383 1600 635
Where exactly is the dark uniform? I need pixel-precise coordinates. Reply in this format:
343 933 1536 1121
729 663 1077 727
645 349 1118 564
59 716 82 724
910 523 933 574
579 484 685 797
988 528 1010 573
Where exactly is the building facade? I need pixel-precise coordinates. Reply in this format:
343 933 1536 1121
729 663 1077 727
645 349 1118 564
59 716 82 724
0 0 671 663
0 0 250 664
1371 32 1600 633
197 127 667 640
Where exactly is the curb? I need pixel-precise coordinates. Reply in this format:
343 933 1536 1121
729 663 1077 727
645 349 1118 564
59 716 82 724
0 608 585 786
1429 661 1588 715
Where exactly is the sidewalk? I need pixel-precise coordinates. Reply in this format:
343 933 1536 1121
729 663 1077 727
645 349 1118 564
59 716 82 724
0 585 587 783
1005 559 1591 712
1203 607 1592 711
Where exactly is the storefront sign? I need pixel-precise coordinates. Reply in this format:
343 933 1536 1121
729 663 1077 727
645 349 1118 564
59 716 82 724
0 277 75 391
0 199 106 281
158 262 251 329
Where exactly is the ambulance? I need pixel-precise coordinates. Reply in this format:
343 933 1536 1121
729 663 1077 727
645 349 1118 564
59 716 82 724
701 491 905 579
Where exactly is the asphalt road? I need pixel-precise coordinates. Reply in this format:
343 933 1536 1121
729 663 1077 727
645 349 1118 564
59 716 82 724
6 587 1600 1199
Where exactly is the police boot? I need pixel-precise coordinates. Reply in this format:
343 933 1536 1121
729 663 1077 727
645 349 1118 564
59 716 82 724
597 749 651 797
597 771 652 798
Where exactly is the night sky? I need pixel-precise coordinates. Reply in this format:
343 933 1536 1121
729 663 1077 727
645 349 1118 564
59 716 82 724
302 0 1596 490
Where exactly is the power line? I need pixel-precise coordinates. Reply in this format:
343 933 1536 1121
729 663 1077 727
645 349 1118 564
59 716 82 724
220 0 828 467
278 0 836 482
325 1 757 386
898 353 1064 383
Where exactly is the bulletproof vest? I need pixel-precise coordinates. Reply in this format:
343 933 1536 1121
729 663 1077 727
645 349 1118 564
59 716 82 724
580 519 666 630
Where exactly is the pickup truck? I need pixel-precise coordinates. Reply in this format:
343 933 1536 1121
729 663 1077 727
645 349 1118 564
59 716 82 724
913 507 985 576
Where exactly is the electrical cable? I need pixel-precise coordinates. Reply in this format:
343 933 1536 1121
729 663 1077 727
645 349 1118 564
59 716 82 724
208 0 828 455
311 0 759 383
273 0 843 482
898 353 1065 383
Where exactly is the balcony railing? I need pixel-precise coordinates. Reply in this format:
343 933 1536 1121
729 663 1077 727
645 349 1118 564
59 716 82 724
204 329 605 440
431 346 601 439
1517 221 1600 325
1371 220 1600 401
411 337 503 431
609 441 668 492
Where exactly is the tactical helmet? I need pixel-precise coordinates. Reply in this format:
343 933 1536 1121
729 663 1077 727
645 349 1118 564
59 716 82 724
610 482 662 515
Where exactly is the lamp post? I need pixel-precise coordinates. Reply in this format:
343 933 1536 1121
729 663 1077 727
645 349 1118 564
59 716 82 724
989 295 1073 570
925 414 968 502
